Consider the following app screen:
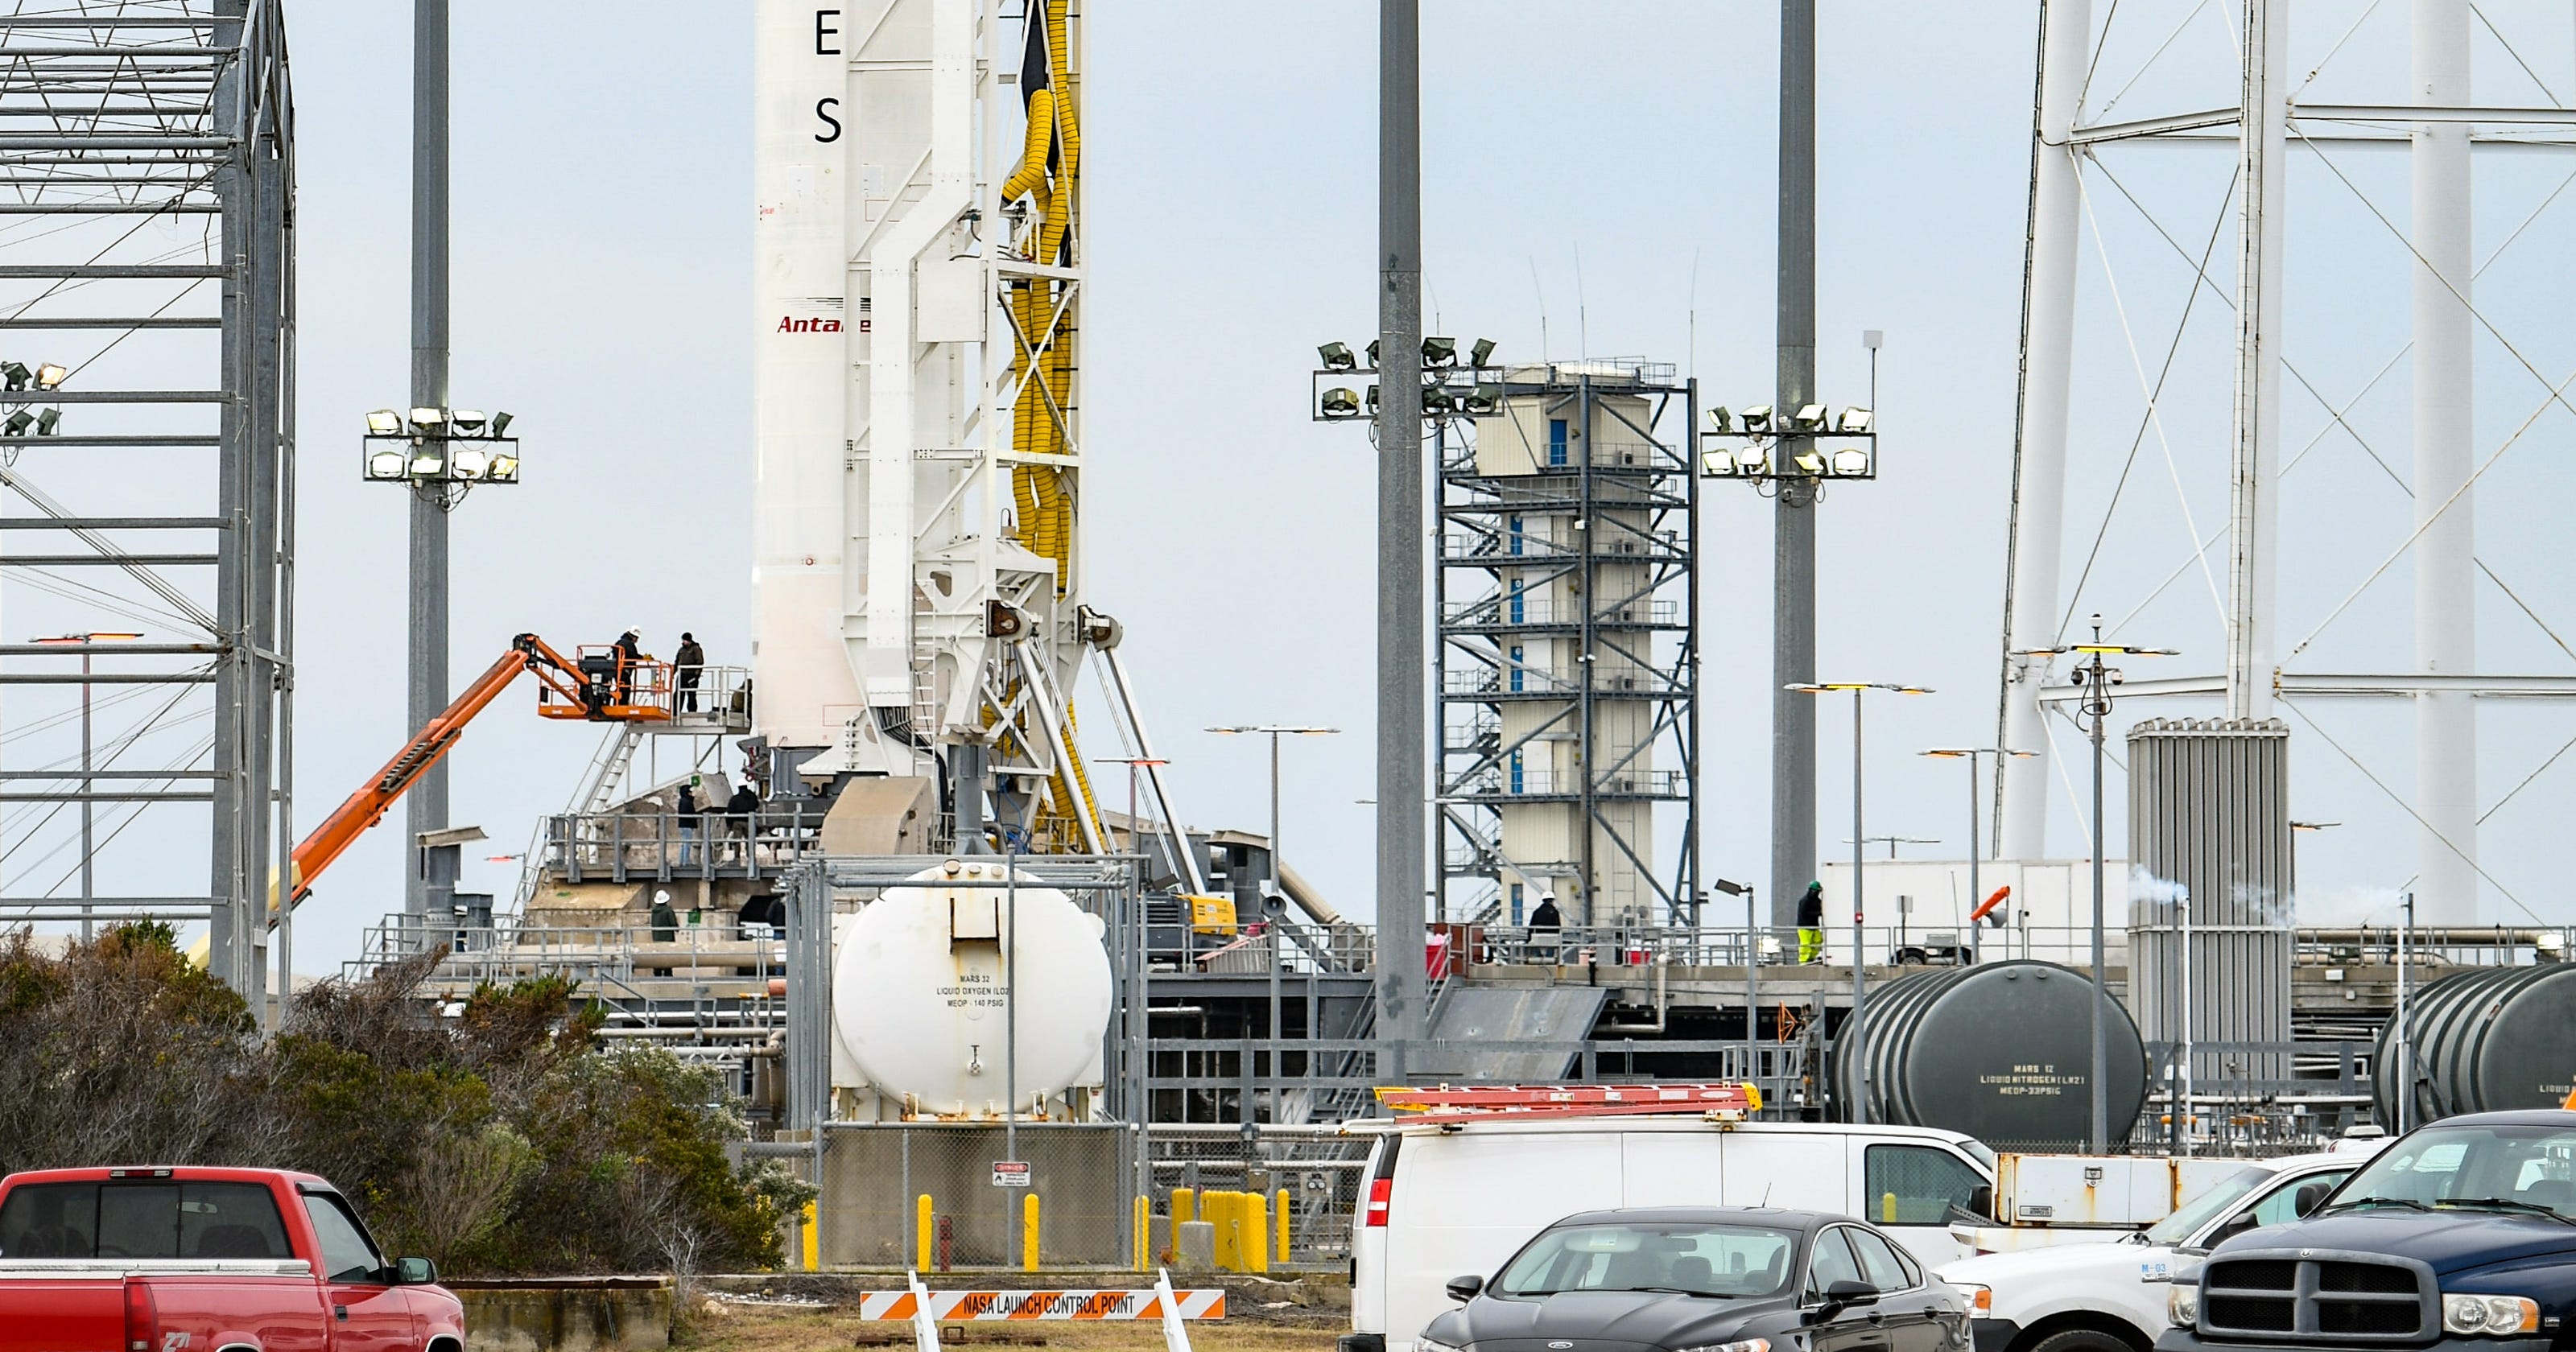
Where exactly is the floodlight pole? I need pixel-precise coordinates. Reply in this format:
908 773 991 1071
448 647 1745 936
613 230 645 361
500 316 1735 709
1771 0 1819 935
1374 0 1428 1086
405 0 451 919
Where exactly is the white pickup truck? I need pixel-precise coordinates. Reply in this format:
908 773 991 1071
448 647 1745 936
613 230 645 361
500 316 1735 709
1936 1140 2388 1352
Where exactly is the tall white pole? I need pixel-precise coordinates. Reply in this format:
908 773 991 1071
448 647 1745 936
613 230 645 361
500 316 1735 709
2412 0 2478 925
2178 887 2193 1154
1849 689 1868 1127
1998 0 2091 859
2225 0 2287 720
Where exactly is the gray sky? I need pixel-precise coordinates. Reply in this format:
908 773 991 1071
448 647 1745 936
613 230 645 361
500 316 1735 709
13 2 2576 967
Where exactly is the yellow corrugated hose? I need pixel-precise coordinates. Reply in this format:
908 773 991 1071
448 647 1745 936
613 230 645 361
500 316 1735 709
993 4 1099 850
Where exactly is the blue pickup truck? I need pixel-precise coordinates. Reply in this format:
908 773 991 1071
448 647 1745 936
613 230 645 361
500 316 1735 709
2160 1110 2576 1352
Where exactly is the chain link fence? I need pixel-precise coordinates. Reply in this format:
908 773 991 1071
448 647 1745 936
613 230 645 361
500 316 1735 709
816 1123 1140 1268
1142 1124 1372 1268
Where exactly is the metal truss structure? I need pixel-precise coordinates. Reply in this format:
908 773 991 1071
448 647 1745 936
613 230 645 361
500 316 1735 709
0 1 294 1000
1996 0 2576 925
753 0 1195 868
1432 360 1699 929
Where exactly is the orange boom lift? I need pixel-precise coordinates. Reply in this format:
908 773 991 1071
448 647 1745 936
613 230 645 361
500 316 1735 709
275 633 675 913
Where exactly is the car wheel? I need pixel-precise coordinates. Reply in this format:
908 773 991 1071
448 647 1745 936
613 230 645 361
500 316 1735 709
2026 1327 2138 1352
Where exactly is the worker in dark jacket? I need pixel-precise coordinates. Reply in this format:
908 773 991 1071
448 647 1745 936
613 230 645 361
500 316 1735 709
1796 880 1825 963
725 783 762 865
1527 892 1563 964
647 888 679 975
676 777 702 866
613 627 645 706
673 632 705 712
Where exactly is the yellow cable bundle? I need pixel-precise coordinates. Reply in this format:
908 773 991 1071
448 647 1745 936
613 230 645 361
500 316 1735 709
999 1 1080 592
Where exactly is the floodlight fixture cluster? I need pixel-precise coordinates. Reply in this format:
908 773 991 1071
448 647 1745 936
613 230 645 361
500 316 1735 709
1697 400 1877 480
361 406 522 484
0 359 69 438
1313 335 1501 422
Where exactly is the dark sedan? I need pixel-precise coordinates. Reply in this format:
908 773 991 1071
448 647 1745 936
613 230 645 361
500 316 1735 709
1420 1206 1973 1352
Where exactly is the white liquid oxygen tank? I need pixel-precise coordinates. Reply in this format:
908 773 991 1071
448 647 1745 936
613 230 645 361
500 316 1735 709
830 859 1113 1116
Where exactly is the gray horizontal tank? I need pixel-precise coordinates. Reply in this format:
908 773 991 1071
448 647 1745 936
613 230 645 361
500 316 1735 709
2376 964 2576 1126
1835 960 2147 1149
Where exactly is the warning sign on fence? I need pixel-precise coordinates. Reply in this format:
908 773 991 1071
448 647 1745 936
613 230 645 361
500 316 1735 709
858 1288 1226 1321
991 1160 1030 1187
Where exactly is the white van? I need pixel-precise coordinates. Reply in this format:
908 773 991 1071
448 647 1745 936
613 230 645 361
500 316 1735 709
1345 1117 1997 1352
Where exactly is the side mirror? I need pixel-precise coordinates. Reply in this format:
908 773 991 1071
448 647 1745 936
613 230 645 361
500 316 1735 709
2293 1182 2331 1218
1967 1185 1995 1221
394 1256 437 1285
2214 1211 2259 1243
1445 1274 1484 1304
1816 1279 1879 1317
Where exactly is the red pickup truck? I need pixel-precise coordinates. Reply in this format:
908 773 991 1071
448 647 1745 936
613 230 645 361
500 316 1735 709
0 1166 464 1352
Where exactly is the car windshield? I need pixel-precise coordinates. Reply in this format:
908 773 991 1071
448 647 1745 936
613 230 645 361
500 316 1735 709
2325 1124 2576 1221
2143 1167 2271 1246
1495 1222 1799 1300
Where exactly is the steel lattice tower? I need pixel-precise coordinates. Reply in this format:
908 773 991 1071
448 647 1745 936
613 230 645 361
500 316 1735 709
0 0 295 1000
1434 361 1699 930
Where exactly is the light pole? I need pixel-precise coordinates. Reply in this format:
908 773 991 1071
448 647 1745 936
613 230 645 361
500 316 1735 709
2392 890 2415 1134
1206 726 1339 896
2289 820 2339 898
1712 876 1757 1086
1209 724 1337 1111
361 406 520 915
2022 616 2173 1151
32 631 142 940
1788 681 1931 1127
1920 747 2035 963
1096 756 1171 872
1701 394 1877 934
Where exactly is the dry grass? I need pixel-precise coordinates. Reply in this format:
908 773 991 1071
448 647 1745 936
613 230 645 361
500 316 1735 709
687 1299 1341 1351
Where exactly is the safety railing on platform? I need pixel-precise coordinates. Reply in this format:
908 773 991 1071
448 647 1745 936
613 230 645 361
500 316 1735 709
536 805 831 884
1158 922 2576 975
350 917 787 987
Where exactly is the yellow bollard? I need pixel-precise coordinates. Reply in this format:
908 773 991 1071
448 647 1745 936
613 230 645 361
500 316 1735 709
1170 1186 1195 1256
1023 1193 1042 1271
916 1193 934 1272
800 1199 820 1272
1244 1192 1270 1274
1882 1192 1898 1224
1133 1194 1150 1270
1208 1190 1240 1272
1275 1188 1291 1266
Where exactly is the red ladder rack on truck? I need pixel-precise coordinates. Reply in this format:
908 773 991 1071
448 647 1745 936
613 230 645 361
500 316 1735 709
1374 1082 1763 1124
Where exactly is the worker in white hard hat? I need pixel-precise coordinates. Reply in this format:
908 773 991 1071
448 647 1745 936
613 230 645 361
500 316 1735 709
647 888 678 975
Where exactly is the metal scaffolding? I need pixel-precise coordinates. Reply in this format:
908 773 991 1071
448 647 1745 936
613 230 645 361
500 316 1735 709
0 1 295 1000
1433 361 1699 929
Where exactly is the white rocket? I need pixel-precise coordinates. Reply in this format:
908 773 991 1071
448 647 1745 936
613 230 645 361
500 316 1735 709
753 0 1124 853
